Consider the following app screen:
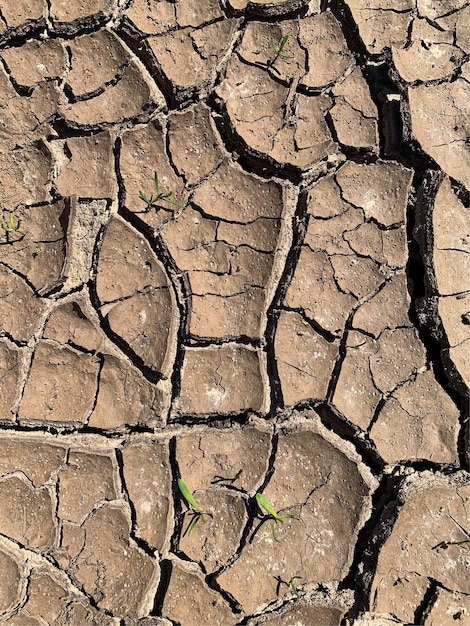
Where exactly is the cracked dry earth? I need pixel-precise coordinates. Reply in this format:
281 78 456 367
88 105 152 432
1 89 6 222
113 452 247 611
0 0 470 625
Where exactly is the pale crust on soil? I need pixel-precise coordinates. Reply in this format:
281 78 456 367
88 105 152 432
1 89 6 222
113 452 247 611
0 0 469 624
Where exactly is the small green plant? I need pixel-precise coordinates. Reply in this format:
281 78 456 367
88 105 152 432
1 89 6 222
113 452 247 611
351 341 367 350
271 35 294 61
289 576 302 598
255 493 295 542
1 212 21 233
139 171 184 210
178 478 206 536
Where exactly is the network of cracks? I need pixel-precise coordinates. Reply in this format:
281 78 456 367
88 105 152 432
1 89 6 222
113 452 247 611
0 0 469 624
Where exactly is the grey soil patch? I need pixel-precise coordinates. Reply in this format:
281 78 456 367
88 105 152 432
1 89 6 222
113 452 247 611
0 0 469 624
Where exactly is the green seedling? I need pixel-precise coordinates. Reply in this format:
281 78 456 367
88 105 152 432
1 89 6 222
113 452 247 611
289 576 302 598
178 478 206 536
351 341 367 350
1 212 21 233
139 171 184 210
256 493 295 542
271 35 294 60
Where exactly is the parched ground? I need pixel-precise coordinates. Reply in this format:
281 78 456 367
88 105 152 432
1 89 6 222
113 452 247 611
0 0 469 624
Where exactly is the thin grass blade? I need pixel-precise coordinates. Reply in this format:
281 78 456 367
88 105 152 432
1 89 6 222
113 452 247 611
256 493 279 519
178 478 203 513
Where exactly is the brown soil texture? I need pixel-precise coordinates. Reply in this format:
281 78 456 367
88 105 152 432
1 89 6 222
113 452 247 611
0 1 469 625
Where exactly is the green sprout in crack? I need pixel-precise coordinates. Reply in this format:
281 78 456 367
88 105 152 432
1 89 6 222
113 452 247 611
289 576 302 598
139 171 185 211
1 212 21 233
351 341 367 350
178 478 206 536
256 492 296 542
271 34 294 61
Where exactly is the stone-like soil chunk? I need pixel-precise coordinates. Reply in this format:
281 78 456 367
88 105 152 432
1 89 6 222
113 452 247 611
19 341 100 425
370 370 460 464
96 217 176 376
145 18 241 103
176 344 266 415
370 472 470 622
162 560 237 626
179 489 247 571
0 1 46 30
0 475 57 550
247 600 348 625
0 266 47 342
330 67 379 152
1 37 67 86
0 436 66 486
43 300 101 351
0 201 67 293
217 415 376 614
275 310 338 406
0 141 52 208
335 160 412 227
226 0 311 15
58 451 118 524
90 354 165 429
0 546 22 615
168 103 225 185
0 341 20 423
345 0 413 53
284 246 356 336
424 588 470 626
0 63 55 147
409 80 470 190
53 132 116 199
122 438 172 552
72 503 159 616
61 30 165 127
49 0 116 27
123 0 178 36
424 176 470 389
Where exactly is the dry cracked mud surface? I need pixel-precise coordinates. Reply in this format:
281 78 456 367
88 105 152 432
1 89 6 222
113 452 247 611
0 0 469 624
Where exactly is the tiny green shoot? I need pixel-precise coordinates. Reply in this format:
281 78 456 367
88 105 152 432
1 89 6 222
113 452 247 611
139 171 184 210
351 341 366 350
271 35 294 60
255 493 295 542
178 478 206 536
2 213 21 233
289 576 302 598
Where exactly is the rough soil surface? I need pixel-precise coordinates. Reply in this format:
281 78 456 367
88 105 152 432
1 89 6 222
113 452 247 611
0 0 469 624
